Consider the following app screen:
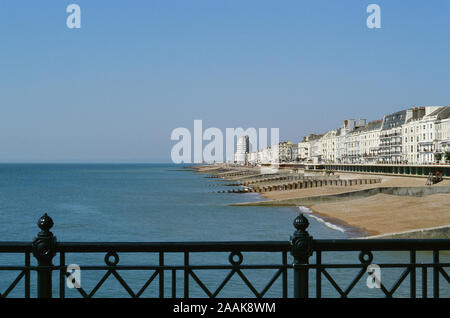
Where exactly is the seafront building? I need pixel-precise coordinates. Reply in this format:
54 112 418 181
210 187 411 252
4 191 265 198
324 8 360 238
436 108 450 155
238 105 450 166
234 135 250 164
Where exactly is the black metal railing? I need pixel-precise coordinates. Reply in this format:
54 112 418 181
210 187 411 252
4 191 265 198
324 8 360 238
0 213 449 298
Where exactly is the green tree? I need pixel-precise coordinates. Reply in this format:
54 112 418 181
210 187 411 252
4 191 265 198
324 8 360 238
435 153 442 162
445 151 450 162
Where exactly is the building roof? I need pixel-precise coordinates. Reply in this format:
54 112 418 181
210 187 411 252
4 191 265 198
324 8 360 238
432 106 450 120
405 107 426 124
302 133 323 142
365 119 383 131
427 106 448 117
345 119 383 136
352 126 366 133
382 110 408 130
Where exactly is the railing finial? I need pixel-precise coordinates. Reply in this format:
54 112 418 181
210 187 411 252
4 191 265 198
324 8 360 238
293 213 309 232
291 213 313 262
37 213 54 233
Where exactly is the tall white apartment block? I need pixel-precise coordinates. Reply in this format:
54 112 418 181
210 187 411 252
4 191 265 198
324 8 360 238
234 135 250 164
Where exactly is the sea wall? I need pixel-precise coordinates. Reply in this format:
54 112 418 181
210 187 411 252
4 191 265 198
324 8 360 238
364 225 450 239
232 186 450 206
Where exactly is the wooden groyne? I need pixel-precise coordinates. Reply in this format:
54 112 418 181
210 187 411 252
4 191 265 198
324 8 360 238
218 178 381 193
241 175 339 186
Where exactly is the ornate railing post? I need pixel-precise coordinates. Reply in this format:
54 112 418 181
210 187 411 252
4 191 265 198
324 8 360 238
290 213 313 298
32 213 57 298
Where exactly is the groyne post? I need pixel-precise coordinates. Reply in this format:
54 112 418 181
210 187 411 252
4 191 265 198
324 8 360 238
290 214 313 298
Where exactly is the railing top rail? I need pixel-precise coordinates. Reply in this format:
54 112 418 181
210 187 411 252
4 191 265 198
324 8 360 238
0 242 32 253
1 239 449 253
57 241 290 253
313 239 450 251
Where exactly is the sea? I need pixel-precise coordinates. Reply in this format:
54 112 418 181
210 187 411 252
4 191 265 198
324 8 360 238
0 164 448 298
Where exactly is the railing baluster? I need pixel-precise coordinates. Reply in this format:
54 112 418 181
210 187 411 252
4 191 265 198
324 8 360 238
172 269 176 298
184 252 189 298
59 252 65 298
316 251 322 298
159 252 164 298
25 252 30 298
282 251 287 298
410 250 416 298
433 250 439 298
422 265 427 298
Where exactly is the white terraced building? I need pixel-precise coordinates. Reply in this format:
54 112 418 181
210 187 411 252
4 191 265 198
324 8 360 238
436 109 450 155
237 105 450 165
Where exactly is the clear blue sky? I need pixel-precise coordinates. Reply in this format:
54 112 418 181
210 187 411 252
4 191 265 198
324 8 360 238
0 1 449 162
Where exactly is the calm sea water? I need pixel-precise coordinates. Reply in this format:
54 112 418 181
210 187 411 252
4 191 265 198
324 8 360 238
0 164 448 298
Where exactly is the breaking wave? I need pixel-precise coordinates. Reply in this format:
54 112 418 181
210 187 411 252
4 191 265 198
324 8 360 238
297 206 346 233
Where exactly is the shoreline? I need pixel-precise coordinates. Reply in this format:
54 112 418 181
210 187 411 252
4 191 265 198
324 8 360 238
237 184 365 238
299 206 370 238
189 164 450 238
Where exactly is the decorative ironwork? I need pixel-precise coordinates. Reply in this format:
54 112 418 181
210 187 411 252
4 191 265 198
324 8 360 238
290 214 313 297
58 246 289 298
32 213 57 298
0 213 448 298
